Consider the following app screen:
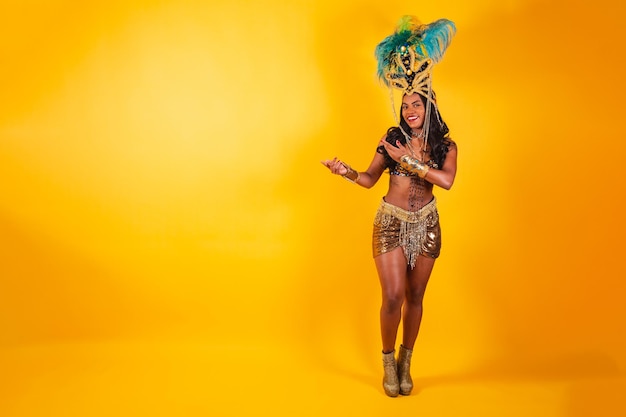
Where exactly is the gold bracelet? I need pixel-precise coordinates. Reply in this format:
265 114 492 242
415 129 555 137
400 155 430 179
340 162 360 184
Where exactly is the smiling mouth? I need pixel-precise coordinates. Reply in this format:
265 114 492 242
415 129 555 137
407 116 419 122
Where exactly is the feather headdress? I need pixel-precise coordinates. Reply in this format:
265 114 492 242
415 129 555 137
375 16 455 99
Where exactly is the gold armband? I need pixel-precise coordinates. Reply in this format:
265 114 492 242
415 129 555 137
340 162 360 184
400 155 430 179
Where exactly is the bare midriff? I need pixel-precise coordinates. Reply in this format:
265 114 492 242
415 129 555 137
384 175 434 211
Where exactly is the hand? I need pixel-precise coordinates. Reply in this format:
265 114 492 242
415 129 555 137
380 138 411 163
320 157 348 176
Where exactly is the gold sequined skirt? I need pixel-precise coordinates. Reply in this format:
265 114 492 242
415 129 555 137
372 197 441 267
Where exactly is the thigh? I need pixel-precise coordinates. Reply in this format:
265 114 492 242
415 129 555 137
374 247 409 297
406 254 436 296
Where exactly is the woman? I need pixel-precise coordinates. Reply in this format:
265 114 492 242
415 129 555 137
321 16 457 397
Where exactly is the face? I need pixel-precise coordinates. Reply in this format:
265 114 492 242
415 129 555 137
401 93 426 130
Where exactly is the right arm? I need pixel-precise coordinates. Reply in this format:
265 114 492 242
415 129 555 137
321 135 388 189
352 149 387 189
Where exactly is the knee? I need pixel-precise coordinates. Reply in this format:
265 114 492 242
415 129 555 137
405 289 425 307
381 292 404 314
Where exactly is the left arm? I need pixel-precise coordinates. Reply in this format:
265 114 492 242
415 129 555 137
381 139 458 190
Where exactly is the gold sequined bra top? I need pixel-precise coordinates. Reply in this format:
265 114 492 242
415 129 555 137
390 159 438 176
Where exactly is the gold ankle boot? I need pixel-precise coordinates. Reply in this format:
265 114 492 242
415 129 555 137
382 351 399 397
397 345 413 395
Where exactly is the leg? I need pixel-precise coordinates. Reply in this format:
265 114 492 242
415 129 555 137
402 254 436 349
397 254 435 395
374 247 409 353
374 247 408 397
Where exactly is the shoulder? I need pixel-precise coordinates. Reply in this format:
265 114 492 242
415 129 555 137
444 137 457 150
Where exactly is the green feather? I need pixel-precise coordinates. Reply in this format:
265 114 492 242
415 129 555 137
375 16 456 87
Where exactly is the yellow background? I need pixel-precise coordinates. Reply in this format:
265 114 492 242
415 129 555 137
1 0 625 416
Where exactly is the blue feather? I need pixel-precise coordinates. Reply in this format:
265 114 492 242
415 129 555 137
419 19 456 64
375 16 456 86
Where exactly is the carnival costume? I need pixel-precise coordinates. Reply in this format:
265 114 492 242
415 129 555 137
367 16 455 270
